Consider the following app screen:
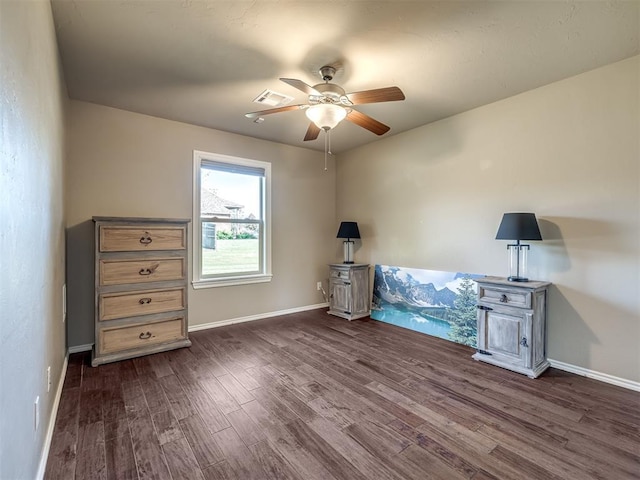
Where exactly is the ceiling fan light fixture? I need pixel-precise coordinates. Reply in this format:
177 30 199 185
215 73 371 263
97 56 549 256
305 104 347 130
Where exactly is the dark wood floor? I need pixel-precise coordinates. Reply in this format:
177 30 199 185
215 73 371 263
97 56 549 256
45 309 640 479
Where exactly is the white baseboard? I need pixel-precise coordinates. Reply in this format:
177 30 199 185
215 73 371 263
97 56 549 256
189 303 329 332
68 343 93 354
548 358 640 392
36 354 68 480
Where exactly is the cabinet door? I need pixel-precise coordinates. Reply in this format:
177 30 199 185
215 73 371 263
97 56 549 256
330 280 351 314
477 308 532 368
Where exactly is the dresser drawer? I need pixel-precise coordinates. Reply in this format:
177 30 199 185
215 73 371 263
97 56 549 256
100 226 186 252
99 317 186 355
99 287 185 321
478 286 532 309
99 258 185 285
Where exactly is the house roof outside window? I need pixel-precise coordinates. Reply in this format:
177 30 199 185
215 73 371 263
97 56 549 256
201 189 244 218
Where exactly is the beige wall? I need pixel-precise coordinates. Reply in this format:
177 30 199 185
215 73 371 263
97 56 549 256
65 101 336 346
0 1 68 477
337 56 640 383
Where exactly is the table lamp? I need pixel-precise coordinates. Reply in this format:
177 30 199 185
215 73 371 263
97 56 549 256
495 213 542 282
336 222 360 264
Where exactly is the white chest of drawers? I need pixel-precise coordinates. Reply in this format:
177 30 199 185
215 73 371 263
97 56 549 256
92 217 191 366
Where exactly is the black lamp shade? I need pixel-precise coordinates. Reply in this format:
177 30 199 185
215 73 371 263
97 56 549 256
336 221 360 239
495 213 542 241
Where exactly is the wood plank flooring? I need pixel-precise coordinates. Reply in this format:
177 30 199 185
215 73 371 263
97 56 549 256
45 309 640 479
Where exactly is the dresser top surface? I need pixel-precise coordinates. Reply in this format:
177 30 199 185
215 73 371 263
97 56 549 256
329 263 370 268
93 216 191 224
476 275 551 289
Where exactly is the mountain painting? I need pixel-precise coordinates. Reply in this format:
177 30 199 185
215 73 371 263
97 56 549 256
371 265 485 348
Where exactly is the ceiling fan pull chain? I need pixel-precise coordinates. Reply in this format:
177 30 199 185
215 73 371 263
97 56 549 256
324 130 328 171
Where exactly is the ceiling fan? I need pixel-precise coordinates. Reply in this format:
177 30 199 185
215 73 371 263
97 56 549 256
245 65 405 142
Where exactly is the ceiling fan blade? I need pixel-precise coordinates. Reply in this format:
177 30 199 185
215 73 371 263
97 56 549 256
346 109 391 136
280 78 323 96
244 104 306 119
303 122 321 141
347 86 405 105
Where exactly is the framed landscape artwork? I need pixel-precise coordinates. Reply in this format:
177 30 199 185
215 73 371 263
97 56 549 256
371 264 485 348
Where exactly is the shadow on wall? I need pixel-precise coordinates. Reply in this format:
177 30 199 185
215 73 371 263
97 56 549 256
539 216 636 375
539 216 631 274
66 221 95 349
547 284 599 369
538 219 570 273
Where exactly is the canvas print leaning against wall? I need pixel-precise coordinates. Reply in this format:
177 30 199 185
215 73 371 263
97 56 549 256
371 265 484 348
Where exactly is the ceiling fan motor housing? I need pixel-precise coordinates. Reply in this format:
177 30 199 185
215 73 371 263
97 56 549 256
312 83 346 103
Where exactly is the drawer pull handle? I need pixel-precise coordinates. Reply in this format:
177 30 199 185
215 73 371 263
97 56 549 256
138 297 152 304
476 305 493 311
139 331 152 340
500 294 508 303
138 263 160 276
139 233 153 245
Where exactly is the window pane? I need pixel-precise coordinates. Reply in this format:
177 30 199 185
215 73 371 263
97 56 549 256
201 167 262 220
201 222 260 276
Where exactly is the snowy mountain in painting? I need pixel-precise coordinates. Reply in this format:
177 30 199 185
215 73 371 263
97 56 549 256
374 265 462 308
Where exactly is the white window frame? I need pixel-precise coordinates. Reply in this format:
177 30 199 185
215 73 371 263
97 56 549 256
192 150 272 288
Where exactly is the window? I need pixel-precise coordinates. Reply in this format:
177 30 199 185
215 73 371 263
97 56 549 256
193 150 271 288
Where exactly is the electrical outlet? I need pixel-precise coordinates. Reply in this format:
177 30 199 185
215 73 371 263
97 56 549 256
34 396 40 431
62 283 67 323
47 366 51 393
317 281 322 291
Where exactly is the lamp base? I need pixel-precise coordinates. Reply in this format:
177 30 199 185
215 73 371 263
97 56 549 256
343 240 355 264
508 276 529 282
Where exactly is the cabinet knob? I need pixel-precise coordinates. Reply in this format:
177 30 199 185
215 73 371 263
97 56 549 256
520 336 529 347
500 294 508 303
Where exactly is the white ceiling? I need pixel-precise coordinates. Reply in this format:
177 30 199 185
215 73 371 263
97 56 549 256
50 1 639 154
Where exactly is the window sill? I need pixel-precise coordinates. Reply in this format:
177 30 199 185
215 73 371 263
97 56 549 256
192 274 273 289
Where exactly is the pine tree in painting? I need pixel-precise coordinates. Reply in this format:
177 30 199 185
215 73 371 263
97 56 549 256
448 276 477 347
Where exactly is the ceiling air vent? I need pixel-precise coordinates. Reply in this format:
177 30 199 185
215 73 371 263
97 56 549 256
253 89 294 107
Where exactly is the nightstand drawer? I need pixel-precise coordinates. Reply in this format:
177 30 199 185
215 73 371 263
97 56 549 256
478 286 532 309
100 226 186 252
99 287 186 321
99 317 185 355
99 257 185 285
330 268 351 280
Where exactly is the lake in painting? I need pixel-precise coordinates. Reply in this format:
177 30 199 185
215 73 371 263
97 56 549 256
372 305 452 338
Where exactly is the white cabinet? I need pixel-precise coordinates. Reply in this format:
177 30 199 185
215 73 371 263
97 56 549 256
328 264 370 321
473 276 550 378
